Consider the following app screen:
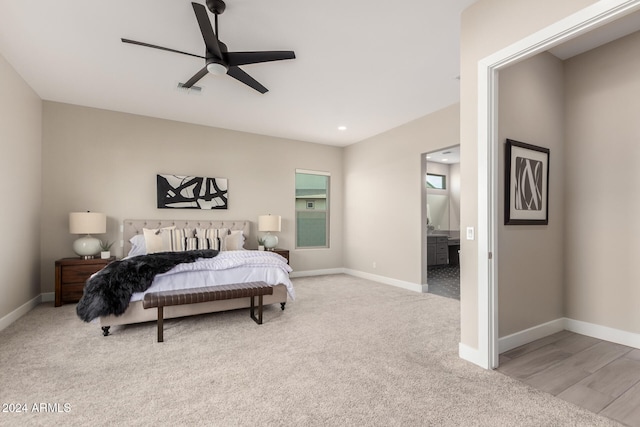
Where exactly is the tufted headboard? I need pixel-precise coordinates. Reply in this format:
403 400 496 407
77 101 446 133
122 219 251 256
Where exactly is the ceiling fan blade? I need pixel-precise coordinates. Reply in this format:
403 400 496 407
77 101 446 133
226 51 296 67
183 66 210 88
191 2 223 60
227 66 268 94
121 38 205 59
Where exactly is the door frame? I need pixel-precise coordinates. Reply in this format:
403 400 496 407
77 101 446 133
474 0 640 369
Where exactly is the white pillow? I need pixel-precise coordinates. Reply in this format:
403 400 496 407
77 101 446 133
143 226 176 254
128 234 147 257
224 230 245 251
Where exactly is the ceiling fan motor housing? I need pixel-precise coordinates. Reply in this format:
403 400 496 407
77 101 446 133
206 0 226 15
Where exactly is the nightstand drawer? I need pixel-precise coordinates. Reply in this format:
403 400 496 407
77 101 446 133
55 257 114 307
271 249 289 264
61 265 102 284
61 283 86 302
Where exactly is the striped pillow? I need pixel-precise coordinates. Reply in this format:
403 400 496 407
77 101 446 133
195 228 227 251
185 237 198 251
180 236 216 251
168 228 194 251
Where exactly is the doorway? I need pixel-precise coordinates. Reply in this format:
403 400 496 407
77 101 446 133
421 145 461 300
473 1 640 370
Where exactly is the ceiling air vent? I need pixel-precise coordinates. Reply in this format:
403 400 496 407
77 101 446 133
177 83 203 94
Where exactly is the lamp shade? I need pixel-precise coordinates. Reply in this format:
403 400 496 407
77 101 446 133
69 212 106 234
258 215 281 232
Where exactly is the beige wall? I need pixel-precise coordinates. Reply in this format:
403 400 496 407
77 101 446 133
0 54 42 320
343 103 459 284
564 31 640 334
449 162 461 232
460 0 598 348
497 52 565 337
40 102 344 293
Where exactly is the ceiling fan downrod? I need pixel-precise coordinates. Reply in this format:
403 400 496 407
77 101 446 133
206 0 225 39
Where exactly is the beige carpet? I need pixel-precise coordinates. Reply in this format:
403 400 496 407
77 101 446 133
0 274 621 426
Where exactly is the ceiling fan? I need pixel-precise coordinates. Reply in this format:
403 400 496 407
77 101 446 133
121 0 295 94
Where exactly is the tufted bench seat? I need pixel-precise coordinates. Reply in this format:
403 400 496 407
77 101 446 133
143 281 274 342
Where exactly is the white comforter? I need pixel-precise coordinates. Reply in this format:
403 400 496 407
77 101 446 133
129 250 295 302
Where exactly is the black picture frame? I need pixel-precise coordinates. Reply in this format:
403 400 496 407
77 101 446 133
504 139 549 225
157 174 228 209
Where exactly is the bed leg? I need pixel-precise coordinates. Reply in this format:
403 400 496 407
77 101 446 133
280 302 286 310
101 326 110 336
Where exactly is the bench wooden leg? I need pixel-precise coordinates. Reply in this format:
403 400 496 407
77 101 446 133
250 295 264 325
157 306 164 342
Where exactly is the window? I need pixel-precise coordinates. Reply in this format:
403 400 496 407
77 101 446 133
295 170 329 248
426 173 446 190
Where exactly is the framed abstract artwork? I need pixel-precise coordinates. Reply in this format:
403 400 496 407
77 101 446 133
157 174 228 209
504 139 549 225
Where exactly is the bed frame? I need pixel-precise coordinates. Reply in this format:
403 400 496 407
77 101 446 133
98 219 288 334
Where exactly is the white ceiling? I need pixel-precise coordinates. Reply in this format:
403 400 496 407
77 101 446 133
548 9 640 59
0 0 477 147
426 146 460 164
420 11 640 167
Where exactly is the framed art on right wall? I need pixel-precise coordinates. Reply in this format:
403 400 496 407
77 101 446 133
504 139 550 225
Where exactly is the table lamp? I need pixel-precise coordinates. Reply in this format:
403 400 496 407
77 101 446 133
69 212 106 259
258 214 281 250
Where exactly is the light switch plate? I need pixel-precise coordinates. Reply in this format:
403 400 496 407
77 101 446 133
466 227 475 240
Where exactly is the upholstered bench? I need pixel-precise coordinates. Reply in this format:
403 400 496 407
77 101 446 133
142 281 274 342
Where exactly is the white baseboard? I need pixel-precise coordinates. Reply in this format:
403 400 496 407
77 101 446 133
498 317 640 354
291 268 423 294
0 294 43 332
342 269 423 293
289 268 346 278
41 292 54 302
499 318 565 353
565 318 640 350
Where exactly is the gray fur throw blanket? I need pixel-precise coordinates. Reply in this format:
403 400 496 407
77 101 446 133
76 250 218 322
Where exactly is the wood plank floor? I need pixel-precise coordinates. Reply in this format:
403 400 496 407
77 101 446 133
498 331 640 426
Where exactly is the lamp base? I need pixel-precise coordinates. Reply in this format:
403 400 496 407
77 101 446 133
73 235 101 258
263 233 278 250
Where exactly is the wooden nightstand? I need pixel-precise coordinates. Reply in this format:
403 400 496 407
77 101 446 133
55 257 115 307
270 248 289 264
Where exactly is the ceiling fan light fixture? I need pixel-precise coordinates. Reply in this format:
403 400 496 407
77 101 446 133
206 62 228 76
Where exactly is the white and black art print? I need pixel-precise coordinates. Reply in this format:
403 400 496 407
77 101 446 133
504 139 549 225
157 174 228 209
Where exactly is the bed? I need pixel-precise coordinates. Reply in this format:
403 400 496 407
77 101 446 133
91 219 294 335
